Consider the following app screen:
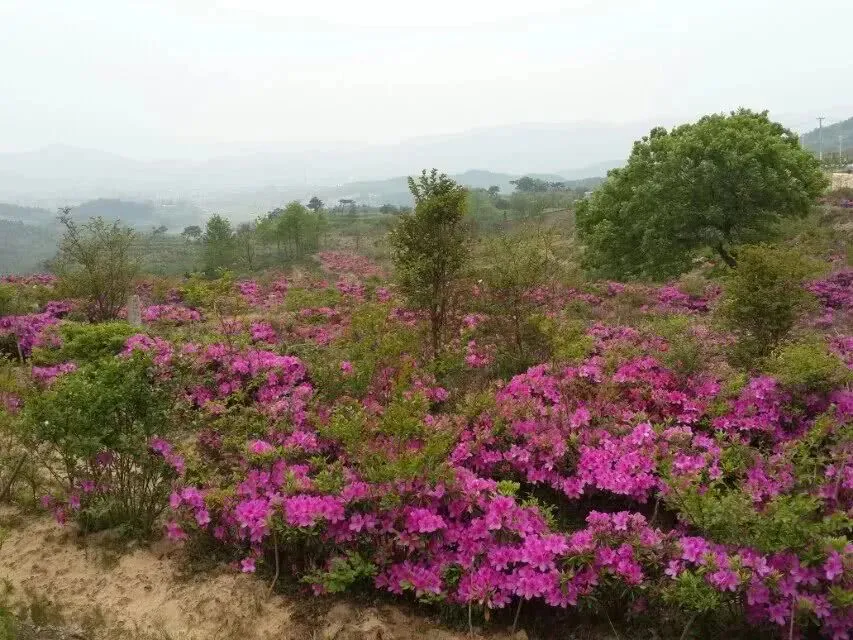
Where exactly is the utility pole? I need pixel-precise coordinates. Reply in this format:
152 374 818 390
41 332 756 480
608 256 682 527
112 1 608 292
817 116 825 161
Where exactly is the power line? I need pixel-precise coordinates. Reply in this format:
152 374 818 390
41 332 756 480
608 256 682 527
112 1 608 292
817 116 825 161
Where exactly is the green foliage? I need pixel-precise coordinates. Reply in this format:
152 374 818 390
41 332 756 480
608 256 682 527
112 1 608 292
764 337 851 392
0 284 43 318
202 215 236 275
302 552 377 594
662 570 722 613
716 244 822 364
536 315 594 365
478 228 556 371
390 170 469 356
22 354 177 535
644 315 704 377
54 212 139 322
577 109 828 280
181 225 202 241
234 222 257 271
0 279 62 320
283 286 342 312
0 604 16 640
256 202 324 264
180 272 237 309
320 390 455 485
667 481 851 554
31 321 137 365
304 303 419 402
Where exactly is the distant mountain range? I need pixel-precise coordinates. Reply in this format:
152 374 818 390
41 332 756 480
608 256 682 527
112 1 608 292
3 111 845 219
0 199 204 229
0 120 641 207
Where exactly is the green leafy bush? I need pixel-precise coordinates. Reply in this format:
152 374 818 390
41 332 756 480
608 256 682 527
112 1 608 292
716 245 822 365
390 170 469 357
644 314 705 377
283 286 342 312
535 315 594 366
477 229 556 372
302 552 377 594
54 214 139 322
22 354 178 535
763 337 851 392
666 480 851 554
576 109 827 280
31 321 137 365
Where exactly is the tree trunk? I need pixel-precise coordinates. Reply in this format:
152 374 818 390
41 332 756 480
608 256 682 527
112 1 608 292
715 244 737 268
430 312 440 360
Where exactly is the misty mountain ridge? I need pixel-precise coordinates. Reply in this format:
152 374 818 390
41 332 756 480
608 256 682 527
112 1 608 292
0 119 654 204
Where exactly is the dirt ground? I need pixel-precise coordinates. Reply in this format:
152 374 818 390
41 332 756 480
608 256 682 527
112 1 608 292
0 511 495 640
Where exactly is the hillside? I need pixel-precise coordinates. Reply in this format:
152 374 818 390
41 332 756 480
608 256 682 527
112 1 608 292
801 116 853 157
320 170 604 207
0 219 59 274
0 202 54 224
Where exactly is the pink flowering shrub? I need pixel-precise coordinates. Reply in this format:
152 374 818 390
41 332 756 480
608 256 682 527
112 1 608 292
142 304 202 325
318 252 383 279
0 300 70 357
154 335 852 637
5 262 852 638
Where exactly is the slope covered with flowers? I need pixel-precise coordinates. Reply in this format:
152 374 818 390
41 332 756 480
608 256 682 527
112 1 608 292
1 254 851 639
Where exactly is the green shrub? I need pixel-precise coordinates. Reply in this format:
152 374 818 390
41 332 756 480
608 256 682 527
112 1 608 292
0 604 16 640
302 551 377 594
0 283 58 318
477 228 556 370
716 245 822 365
0 284 28 318
22 354 178 536
666 481 851 554
180 272 238 310
764 337 851 392
301 303 420 402
644 314 705 376
283 286 342 312
536 315 594 365
54 214 139 322
320 389 455 486
31 321 137 365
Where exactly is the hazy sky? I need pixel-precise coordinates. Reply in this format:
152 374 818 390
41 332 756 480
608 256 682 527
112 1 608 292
2 0 851 159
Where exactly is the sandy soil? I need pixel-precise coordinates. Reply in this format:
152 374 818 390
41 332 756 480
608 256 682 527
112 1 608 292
0 512 485 640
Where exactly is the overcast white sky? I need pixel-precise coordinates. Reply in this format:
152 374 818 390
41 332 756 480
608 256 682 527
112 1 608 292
1 0 851 159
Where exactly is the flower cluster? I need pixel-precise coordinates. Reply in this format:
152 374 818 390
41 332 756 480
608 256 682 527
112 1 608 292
142 304 202 325
318 252 383 278
0 300 71 356
31 362 77 386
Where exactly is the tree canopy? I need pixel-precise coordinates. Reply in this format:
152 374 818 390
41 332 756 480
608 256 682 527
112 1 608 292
307 196 324 213
202 214 235 275
390 169 469 356
575 109 828 280
55 210 139 321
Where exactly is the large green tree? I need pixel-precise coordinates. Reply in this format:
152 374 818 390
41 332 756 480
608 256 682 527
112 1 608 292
576 109 828 280
390 169 469 357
